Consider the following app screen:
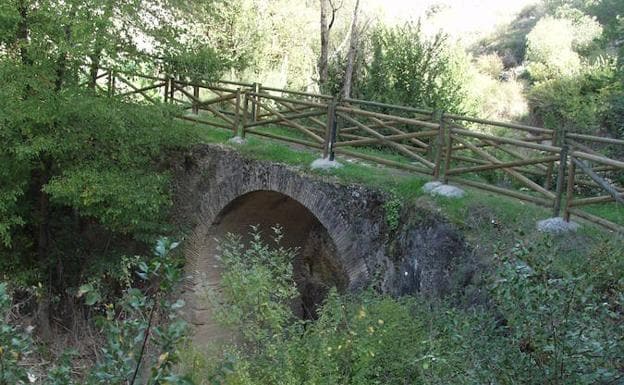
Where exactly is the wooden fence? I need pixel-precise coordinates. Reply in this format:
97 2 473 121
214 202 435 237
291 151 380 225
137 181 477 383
91 69 624 233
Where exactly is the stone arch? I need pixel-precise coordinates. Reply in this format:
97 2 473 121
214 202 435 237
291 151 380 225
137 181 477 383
186 178 371 291
182 183 370 342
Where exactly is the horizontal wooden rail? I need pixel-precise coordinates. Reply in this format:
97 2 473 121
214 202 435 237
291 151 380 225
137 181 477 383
173 79 239 94
569 195 622 207
335 148 433 175
567 133 624 145
337 106 440 129
245 110 326 128
447 155 560 176
117 82 165 98
448 177 552 206
248 92 328 109
261 86 334 100
334 130 438 147
566 208 624 233
244 128 324 148
218 79 254 88
452 128 561 153
446 115 553 135
342 97 433 116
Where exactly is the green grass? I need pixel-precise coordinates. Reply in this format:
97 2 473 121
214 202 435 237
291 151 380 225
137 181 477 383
581 201 624 226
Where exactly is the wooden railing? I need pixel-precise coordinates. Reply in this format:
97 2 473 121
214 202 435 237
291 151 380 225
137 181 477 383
91 68 624 233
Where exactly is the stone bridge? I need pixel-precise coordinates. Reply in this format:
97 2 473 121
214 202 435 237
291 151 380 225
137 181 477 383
172 144 470 342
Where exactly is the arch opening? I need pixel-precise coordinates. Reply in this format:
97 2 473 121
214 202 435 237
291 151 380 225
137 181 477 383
204 190 347 319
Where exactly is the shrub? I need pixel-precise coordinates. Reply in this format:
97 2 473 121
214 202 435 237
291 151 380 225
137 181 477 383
0 238 191 385
347 22 472 114
525 13 602 81
528 60 616 133
196 229 623 385
475 54 504 78
467 71 528 121
210 226 298 347
0 283 31 385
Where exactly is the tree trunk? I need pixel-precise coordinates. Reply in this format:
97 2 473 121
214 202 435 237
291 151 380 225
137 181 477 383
88 51 101 90
35 159 53 341
318 0 330 92
88 2 114 90
55 5 79 92
342 0 360 99
17 1 31 66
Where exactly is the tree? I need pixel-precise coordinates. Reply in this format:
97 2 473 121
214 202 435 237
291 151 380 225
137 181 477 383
341 0 360 99
0 0 228 338
318 0 343 92
354 22 471 114
525 15 602 81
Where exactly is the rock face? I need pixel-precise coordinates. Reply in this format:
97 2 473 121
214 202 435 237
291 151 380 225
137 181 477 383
171 144 471 343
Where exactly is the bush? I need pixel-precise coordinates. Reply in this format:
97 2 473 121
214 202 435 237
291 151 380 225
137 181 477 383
0 238 192 385
467 71 528 121
210 226 298 347
195 229 623 385
0 283 32 385
526 17 582 80
345 22 472 114
525 13 602 81
475 54 504 78
528 60 617 133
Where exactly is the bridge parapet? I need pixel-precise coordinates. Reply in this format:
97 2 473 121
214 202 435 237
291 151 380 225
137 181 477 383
93 68 624 233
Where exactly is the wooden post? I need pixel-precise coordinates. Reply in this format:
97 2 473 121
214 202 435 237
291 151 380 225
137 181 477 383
252 82 261 122
192 84 200 114
329 107 338 162
241 91 249 138
442 114 453 184
169 78 175 104
432 110 444 180
543 129 557 190
233 88 241 134
553 144 569 217
323 99 338 160
563 156 576 222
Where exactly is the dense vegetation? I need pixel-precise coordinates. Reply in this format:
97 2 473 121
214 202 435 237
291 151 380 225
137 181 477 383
0 0 622 383
186 226 623 385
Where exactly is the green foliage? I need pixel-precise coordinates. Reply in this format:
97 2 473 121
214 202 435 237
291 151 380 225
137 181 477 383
528 59 618 133
467 62 528 121
212 226 298 345
491 237 624 384
0 284 31 385
354 22 471 114
475 53 504 78
44 168 171 237
164 46 229 82
0 238 192 385
86 238 191 385
0 64 199 292
383 190 402 232
192 227 623 385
